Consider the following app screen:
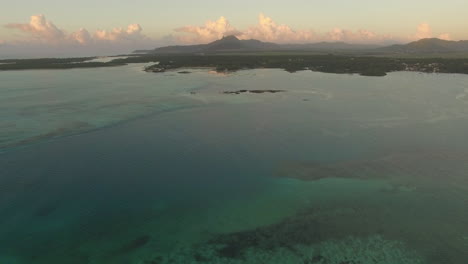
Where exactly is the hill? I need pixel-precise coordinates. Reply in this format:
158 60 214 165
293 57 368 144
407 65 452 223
135 36 468 56
380 38 468 54
134 36 379 54
137 36 280 54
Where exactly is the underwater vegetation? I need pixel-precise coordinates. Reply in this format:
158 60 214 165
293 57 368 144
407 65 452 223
133 181 467 264
140 235 424 264
275 150 468 194
115 236 151 255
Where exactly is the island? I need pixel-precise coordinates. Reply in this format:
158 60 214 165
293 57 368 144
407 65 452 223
2 37 468 77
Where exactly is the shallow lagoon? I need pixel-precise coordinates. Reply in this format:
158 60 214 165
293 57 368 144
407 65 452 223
1 66 468 263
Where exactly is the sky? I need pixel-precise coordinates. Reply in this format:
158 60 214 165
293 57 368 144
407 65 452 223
1 0 467 57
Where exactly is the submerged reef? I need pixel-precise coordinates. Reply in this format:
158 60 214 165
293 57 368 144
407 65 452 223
275 150 468 193
115 235 151 254
143 235 424 264
138 193 467 263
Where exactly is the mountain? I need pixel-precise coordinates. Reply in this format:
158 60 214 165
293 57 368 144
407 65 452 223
380 38 468 53
137 35 280 54
134 36 468 55
134 35 379 54
282 42 380 51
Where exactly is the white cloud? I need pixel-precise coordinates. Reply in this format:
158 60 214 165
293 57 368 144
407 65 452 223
69 28 92 44
414 23 432 40
5 14 66 44
173 14 395 45
438 33 452 41
2 15 156 56
413 23 451 41
6 15 149 45
325 28 390 43
2 14 457 57
174 16 240 43
241 13 315 43
94 24 146 42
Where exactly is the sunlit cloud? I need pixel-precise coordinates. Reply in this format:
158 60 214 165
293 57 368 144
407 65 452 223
2 15 157 56
174 14 396 44
69 28 92 45
5 14 66 44
94 24 147 42
438 33 452 41
5 15 149 45
324 28 393 44
413 23 451 41
241 13 315 43
174 16 241 43
1 14 457 57
414 23 433 40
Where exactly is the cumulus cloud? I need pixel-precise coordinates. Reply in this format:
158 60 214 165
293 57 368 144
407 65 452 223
174 14 395 44
2 14 457 57
414 23 433 40
5 14 66 44
69 28 92 44
413 23 451 41
438 33 452 41
324 28 393 44
241 14 314 43
174 16 241 43
94 24 147 42
2 14 156 56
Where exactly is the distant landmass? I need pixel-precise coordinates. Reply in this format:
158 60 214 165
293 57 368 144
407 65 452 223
134 35 279 54
134 35 380 54
135 36 468 55
3 36 468 76
379 38 468 54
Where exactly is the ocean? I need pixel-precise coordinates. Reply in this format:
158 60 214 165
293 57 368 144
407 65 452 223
1 65 468 263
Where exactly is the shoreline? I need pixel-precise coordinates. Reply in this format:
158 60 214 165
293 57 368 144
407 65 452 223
2 54 468 77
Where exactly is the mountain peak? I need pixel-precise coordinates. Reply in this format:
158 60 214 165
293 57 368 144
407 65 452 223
381 38 468 53
221 35 240 41
206 35 242 51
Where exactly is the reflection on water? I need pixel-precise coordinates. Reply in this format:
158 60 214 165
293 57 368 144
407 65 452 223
84 56 129 63
0 68 468 263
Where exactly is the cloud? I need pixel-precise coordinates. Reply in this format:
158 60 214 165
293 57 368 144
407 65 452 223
3 15 156 56
2 14 457 57
70 28 92 44
174 16 241 43
413 23 451 41
438 33 452 41
5 14 66 44
414 23 432 40
241 13 315 43
94 24 147 42
173 14 394 44
173 15 455 45
324 28 392 44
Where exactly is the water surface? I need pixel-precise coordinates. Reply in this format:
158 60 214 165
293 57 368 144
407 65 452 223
1 67 468 263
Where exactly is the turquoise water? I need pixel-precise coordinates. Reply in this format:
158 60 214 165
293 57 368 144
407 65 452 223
1 66 468 263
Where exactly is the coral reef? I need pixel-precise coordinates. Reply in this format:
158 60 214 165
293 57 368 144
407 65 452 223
142 235 424 264
115 235 151 254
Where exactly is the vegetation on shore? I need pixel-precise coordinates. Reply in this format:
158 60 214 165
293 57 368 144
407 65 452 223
143 54 468 76
0 57 127 70
2 54 468 77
